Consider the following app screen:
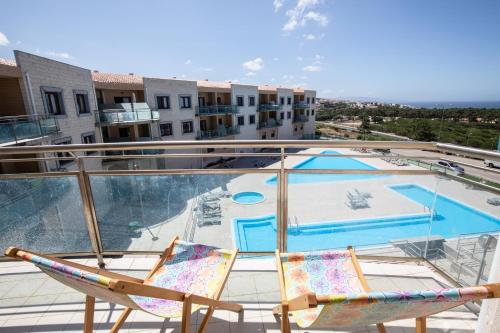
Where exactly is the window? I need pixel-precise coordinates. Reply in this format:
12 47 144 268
74 90 90 115
119 127 131 138
198 96 206 106
216 97 222 104
248 96 255 106
156 95 170 110
312 97 315 104
42 87 65 115
287 97 292 105
53 137 72 167
179 95 192 109
249 115 255 124
311 110 315 116
182 120 194 134
236 96 244 107
280 97 285 105
207 148 215 153
280 112 284 120
96 89 104 105
271 131 275 138
306 110 310 116
237 115 245 126
300 126 304 130
81 132 96 155
160 122 173 136
307 97 311 104
287 111 291 119
261 133 267 139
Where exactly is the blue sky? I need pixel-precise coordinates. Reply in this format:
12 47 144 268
1 0 499 101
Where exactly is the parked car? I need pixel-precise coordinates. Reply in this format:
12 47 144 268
434 160 465 174
484 159 500 169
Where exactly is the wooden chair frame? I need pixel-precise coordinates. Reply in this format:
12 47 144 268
6 236 242 333
274 246 500 333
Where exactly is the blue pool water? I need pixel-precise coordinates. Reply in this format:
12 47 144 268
233 184 500 251
266 150 383 185
232 191 265 204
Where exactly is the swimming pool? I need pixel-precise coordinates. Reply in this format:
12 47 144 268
233 184 500 251
232 191 265 204
266 150 383 185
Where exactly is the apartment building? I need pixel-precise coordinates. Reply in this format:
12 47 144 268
0 50 317 171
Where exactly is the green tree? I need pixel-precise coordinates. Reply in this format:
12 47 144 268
414 121 437 141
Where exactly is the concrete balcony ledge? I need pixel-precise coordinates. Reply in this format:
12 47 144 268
196 105 239 115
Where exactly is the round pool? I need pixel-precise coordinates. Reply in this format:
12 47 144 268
232 191 265 204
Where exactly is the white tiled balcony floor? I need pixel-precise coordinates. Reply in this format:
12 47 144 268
0 256 483 333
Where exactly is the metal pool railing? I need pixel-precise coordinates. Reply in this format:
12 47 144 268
0 139 498 277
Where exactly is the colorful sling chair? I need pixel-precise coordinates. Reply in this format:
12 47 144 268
275 246 500 333
5 236 242 333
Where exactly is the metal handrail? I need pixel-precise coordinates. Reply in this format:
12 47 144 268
0 139 499 273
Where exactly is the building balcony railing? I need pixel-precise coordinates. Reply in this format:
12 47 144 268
195 105 239 116
196 126 240 139
96 103 159 126
257 104 283 112
293 102 308 109
96 110 160 125
0 139 499 305
0 114 59 145
257 119 283 129
292 115 309 123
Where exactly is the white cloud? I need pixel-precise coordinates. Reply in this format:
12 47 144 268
302 65 321 72
185 59 192 65
273 57 279 61
303 33 325 40
271 77 276 81
246 72 256 76
273 0 285 11
296 56 303 61
0 32 10 46
243 57 264 72
46 51 74 59
282 0 328 32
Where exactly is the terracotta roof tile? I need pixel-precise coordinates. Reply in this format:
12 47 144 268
92 71 143 90
197 80 231 90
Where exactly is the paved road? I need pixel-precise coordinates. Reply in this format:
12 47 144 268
392 148 500 183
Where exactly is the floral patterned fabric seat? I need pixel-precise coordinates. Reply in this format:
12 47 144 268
130 241 234 318
280 249 490 329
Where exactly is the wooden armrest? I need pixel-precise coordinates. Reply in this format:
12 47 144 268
286 293 318 311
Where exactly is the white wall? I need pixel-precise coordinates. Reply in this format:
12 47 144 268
232 84 259 150
143 77 201 168
304 90 317 136
277 88 294 139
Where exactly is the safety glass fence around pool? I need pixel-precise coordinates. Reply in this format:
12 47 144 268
0 140 498 287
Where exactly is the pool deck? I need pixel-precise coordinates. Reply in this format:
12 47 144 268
0 255 485 333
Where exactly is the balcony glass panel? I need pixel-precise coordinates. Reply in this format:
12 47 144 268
0 115 58 144
89 173 277 252
292 115 309 123
257 119 282 129
293 102 308 109
197 126 240 139
258 104 283 112
0 177 92 254
97 110 160 125
195 105 239 115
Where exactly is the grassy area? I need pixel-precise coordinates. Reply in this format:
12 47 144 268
371 118 499 150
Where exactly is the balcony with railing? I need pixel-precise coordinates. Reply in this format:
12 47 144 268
0 114 59 145
293 101 308 109
257 104 283 112
257 118 283 129
0 140 499 332
196 126 240 139
195 105 239 115
96 103 159 126
292 114 309 123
